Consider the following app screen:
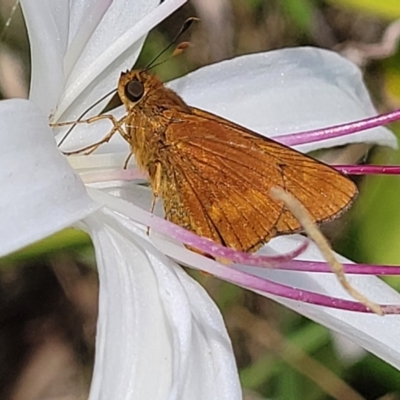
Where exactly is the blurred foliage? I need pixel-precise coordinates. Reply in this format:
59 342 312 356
0 229 91 267
2 0 400 399
328 0 400 20
281 0 314 33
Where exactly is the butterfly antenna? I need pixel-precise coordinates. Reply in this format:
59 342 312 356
143 17 198 71
0 0 20 44
145 42 191 72
57 88 117 147
58 17 197 147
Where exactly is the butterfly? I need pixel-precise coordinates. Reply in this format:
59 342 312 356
63 69 357 252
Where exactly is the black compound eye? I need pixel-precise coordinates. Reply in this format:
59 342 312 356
125 80 144 102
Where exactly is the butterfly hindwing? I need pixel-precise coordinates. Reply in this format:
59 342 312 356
156 108 357 252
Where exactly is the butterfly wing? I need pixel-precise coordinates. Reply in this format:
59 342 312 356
158 107 357 252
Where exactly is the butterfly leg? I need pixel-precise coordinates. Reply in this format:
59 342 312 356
123 152 133 169
63 126 118 155
51 114 121 128
52 114 128 155
147 162 162 236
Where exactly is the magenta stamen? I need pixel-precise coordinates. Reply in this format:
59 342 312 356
218 265 400 314
121 203 311 266
334 165 400 175
96 191 400 314
89 185 311 265
275 260 400 275
278 109 400 146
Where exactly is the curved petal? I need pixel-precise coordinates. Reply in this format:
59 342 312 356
88 189 400 369
239 235 400 369
21 0 187 121
0 99 98 257
55 0 187 122
168 47 396 152
62 47 396 160
20 0 70 115
163 234 400 368
84 209 241 400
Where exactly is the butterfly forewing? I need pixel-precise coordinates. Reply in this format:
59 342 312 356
158 107 357 252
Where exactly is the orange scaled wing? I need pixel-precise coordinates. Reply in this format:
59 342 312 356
159 107 358 252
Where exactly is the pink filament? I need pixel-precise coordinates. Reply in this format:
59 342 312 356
279 108 400 146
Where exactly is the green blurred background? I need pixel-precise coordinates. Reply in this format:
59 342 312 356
1 0 400 399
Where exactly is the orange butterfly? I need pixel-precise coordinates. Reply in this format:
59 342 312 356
63 69 357 252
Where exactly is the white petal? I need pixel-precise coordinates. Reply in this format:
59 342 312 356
20 0 69 115
87 186 400 368
21 0 187 121
64 46 396 159
55 0 187 122
85 209 241 400
154 230 400 369
0 99 98 257
168 47 396 152
239 235 400 369
65 0 114 76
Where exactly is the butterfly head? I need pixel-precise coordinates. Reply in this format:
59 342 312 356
118 69 162 110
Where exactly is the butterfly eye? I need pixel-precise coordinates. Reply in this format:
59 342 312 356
125 80 144 102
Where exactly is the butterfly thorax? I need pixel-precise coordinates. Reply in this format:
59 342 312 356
118 69 191 180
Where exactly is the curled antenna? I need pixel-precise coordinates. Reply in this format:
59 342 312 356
142 17 198 72
145 41 191 72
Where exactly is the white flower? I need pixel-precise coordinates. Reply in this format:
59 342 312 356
1 1 400 399
4 1 240 399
